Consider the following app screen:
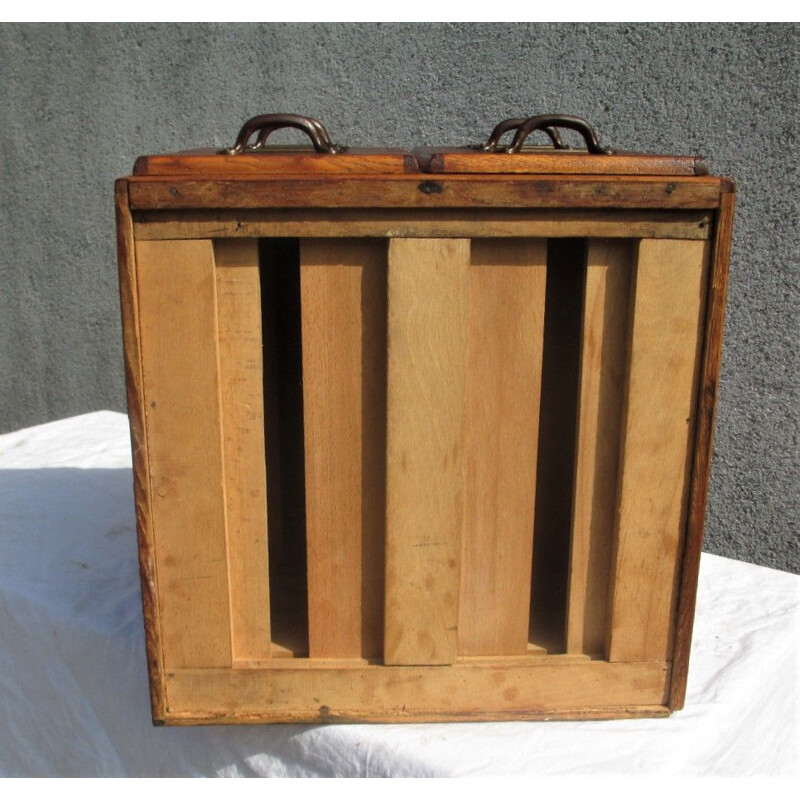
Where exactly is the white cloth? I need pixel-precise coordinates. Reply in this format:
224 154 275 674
0 411 797 776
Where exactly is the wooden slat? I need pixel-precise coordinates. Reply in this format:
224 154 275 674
133 208 713 241
300 239 387 659
115 180 167 723
134 150 418 176
164 660 671 723
384 238 470 665
425 150 705 176
566 240 634 656
607 239 711 663
127 175 725 212
135 238 232 669
670 192 735 709
458 239 547 656
213 239 271 661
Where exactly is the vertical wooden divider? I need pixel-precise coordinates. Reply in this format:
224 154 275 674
300 239 387 659
214 239 272 662
607 238 710 663
384 238 470 666
135 239 232 669
458 239 547 656
566 239 633 656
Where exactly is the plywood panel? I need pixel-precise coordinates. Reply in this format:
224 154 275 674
135 238 231 669
458 239 547 656
301 239 387 659
566 239 634 655
607 239 710 662
214 239 271 661
384 238 470 665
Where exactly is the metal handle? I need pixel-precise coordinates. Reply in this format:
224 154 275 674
481 116 568 152
506 114 612 155
223 114 343 155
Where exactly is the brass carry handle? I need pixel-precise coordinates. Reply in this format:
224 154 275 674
481 114 612 154
223 114 344 155
509 114 612 154
482 116 569 151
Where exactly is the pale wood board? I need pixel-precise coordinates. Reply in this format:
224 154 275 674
164 660 670 722
607 238 710 663
133 208 712 241
458 239 547 656
300 239 387 659
213 239 272 662
384 238 470 665
566 239 633 655
135 239 232 669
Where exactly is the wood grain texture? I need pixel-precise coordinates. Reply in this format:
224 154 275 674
458 239 547 656
213 239 271 661
134 150 419 176
133 208 712 241
135 238 232 669
127 175 725 211
164 660 670 723
115 180 167 723
384 238 470 665
670 192 735 709
566 240 634 656
424 150 706 176
607 238 710 663
300 239 387 659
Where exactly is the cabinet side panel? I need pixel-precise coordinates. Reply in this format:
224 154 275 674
566 240 633 655
301 239 388 659
116 181 166 722
670 192 735 708
607 239 710 663
135 238 233 669
384 238 470 665
214 239 272 661
458 239 546 656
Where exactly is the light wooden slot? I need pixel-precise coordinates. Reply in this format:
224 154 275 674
300 239 387 659
259 239 309 658
529 239 586 653
384 238 470 665
135 239 232 669
458 239 547 656
213 239 272 662
164 660 671 723
607 238 711 663
566 239 634 656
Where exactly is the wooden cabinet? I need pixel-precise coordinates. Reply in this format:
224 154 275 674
116 114 734 724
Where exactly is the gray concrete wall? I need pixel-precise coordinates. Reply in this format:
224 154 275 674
1 23 797 572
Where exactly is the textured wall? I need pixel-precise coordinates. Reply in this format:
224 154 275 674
0 23 797 572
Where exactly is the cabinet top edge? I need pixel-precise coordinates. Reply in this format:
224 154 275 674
130 149 722 179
